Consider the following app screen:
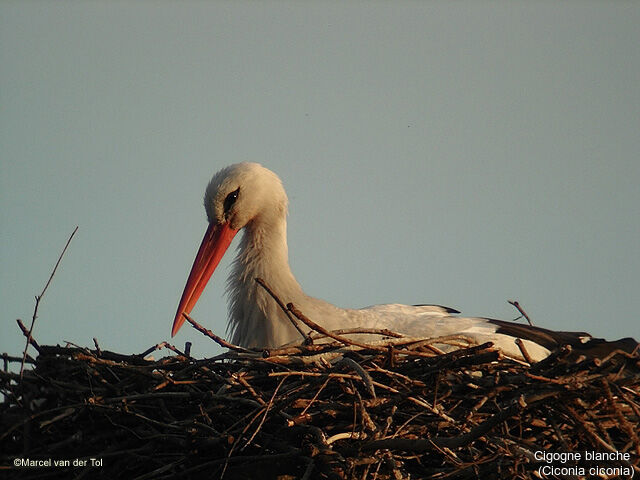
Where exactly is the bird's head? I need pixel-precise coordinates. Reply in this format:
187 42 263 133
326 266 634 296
171 162 288 337
203 162 288 231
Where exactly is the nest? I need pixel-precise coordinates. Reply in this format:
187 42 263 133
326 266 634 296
2 321 639 480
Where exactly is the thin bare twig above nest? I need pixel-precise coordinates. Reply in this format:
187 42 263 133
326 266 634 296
181 312 255 354
508 299 534 326
19 226 78 379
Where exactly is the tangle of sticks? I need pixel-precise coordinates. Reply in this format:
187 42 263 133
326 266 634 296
2 238 639 479
2 315 639 479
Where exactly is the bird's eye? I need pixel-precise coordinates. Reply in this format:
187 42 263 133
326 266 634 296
223 188 240 214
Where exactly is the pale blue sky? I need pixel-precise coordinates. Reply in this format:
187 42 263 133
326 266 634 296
2 2 639 359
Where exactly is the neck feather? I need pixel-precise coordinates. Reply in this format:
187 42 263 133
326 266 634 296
226 216 305 348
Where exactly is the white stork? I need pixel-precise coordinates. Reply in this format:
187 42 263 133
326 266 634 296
171 162 636 361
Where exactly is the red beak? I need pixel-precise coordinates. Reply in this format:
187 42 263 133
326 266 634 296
171 222 238 337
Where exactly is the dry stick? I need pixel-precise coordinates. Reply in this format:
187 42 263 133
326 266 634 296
3 353 32 370
242 374 288 451
294 335 458 358
262 343 337 358
287 305 489 361
612 384 640 457
300 458 315 480
530 344 572 373
181 312 255 354
0 402 87 442
19 225 78 378
298 376 331 418
514 338 533 364
337 357 376 398
161 342 189 358
255 277 310 344
549 416 571 453
235 374 267 406
508 300 534 326
359 397 531 453
601 378 640 456
269 369 456 425
307 327 404 340
16 319 41 353
287 303 388 352
221 400 269 478
137 341 188 359
93 337 102 356
259 280 478 359
564 404 640 474
369 362 426 388
139 342 169 358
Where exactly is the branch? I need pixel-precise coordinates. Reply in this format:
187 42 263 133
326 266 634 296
20 226 78 378
286 303 388 352
182 312 255 354
255 277 311 344
508 300 534 326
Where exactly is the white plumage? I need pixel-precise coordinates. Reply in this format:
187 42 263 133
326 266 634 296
172 162 634 361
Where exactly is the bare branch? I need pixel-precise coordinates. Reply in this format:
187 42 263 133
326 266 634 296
20 226 78 378
255 277 311 344
182 312 256 354
508 299 534 326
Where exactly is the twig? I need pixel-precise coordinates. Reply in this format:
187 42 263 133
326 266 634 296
262 343 338 358
360 401 525 452
515 338 533 364
287 303 387 352
242 375 288 451
305 327 404 341
93 337 102 356
1 335 638 479
255 277 311 344
235 374 267 406
300 458 315 480
529 344 572 373
20 225 78 378
16 319 41 353
139 342 168 358
508 300 534 326
326 431 368 445
135 341 187 359
299 376 331 418
182 312 255 354
601 378 640 455
337 357 376 398
564 404 619 452
3 287 639 479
